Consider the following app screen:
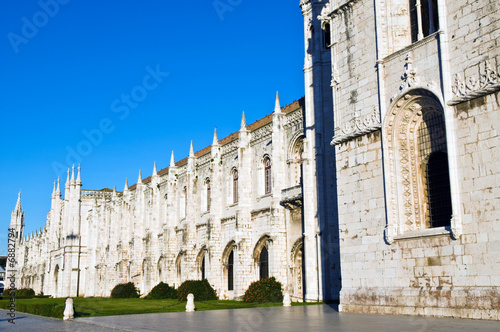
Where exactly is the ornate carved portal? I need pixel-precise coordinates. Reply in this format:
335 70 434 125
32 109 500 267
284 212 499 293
383 91 452 242
290 238 303 301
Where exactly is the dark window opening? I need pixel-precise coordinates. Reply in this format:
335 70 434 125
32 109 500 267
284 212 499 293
410 0 439 43
228 251 234 290
427 152 452 228
324 23 331 49
206 180 211 212
201 256 205 280
418 110 451 229
259 247 269 279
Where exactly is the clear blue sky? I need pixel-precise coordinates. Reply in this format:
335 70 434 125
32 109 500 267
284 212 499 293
0 1 305 254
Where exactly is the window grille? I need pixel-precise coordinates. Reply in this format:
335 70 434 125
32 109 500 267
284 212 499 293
418 111 452 228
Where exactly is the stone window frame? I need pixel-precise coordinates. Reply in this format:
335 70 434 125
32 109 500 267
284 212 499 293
382 90 461 243
287 133 305 188
252 234 272 280
201 178 211 213
232 168 239 204
264 156 272 195
378 0 442 56
180 186 187 220
409 0 439 43
222 241 236 292
196 246 208 280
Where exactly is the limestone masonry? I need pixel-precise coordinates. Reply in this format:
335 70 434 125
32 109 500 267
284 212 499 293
8 0 500 320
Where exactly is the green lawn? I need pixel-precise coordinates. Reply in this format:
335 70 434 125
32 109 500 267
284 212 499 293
0 297 324 319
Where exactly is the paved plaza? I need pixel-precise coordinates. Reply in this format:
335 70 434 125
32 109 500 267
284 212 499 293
2 305 500 331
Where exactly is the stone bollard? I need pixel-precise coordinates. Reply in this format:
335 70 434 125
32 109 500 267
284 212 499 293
63 297 74 320
186 293 195 312
283 292 291 307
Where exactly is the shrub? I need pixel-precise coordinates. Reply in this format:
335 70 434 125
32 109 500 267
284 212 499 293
110 282 140 298
0 300 64 318
145 282 178 300
243 277 283 303
177 279 217 301
13 288 36 298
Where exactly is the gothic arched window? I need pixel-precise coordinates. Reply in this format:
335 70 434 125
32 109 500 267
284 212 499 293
232 169 238 204
228 250 234 291
201 255 206 280
206 179 211 212
264 157 272 194
259 247 269 279
383 92 453 242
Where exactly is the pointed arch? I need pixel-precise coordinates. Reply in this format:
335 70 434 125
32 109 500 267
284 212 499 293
383 90 453 242
231 168 238 204
287 133 305 187
196 246 208 280
264 156 272 195
222 241 236 291
253 235 271 280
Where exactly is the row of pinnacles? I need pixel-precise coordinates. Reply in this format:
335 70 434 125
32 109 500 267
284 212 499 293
9 93 328 303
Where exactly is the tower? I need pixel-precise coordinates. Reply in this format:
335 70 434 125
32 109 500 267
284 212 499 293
300 0 341 302
10 192 25 241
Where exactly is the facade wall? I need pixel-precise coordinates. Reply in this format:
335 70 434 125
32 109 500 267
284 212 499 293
7 0 499 320
10 99 313 302
308 0 500 320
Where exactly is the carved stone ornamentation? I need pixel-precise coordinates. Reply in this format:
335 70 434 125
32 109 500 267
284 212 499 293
383 93 444 243
399 53 418 91
449 60 500 105
331 108 381 145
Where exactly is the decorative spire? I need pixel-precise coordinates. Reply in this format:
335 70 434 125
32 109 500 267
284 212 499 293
71 165 75 183
240 111 247 130
153 161 158 176
57 177 61 193
113 185 117 197
124 178 129 191
138 170 142 184
65 168 70 188
189 140 195 157
14 191 22 213
76 164 81 184
170 150 175 167
212 127 219 146
52 180 57 197
274 91 282 113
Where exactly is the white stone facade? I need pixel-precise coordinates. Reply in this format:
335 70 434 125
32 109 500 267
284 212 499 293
7 0 500 321
9 96 323 302
301 0 499 320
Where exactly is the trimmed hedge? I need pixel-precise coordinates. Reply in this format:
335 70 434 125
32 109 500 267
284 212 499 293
145 282 178 300
3 288 36 299
177 280 217 301
0 300 64 318
110 282 140 298
243 277 283 303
